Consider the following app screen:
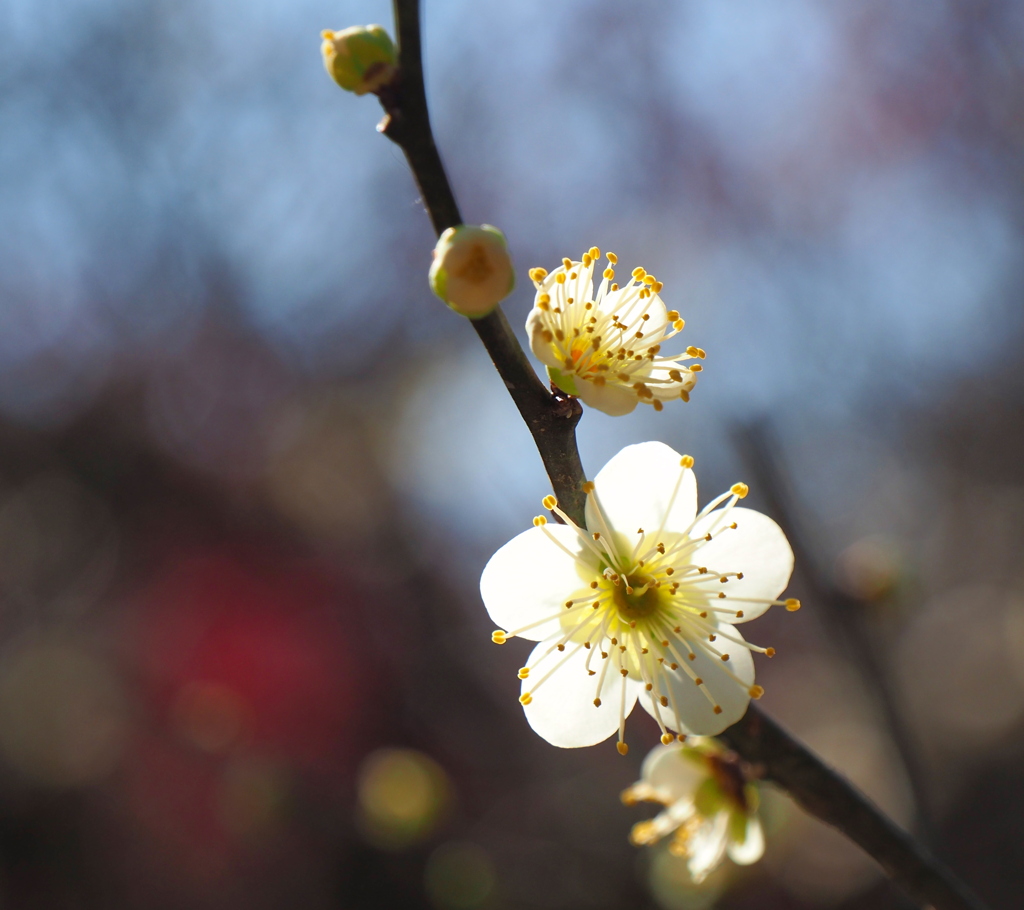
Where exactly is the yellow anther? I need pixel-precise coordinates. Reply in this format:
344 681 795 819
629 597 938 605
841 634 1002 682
765 647 776 658
673 319 685 331
556 273 566 284
533 515 548 526
562 258 572 270
680 455 694 469
690 364 703 372
653 400 663 412
603 267 615 279
666 310 680 321
785 598 802 612
610 283 619 291
749 685 765 699
542 494 557 509
697 348 706 359
669 369 683 382
631 267 646 280
617 741 629 755
589 247 601 259
582 481 596 494
686 346 700 357
642 274 655 285
680 390 690 402
731 482 749 498
538 293 550 305
529 267 547 282
491 630 507 644
607 252 618 264
582 254 592 267
519 693 533 705
518 667 530 679
651 281 664 293
660 733 675 745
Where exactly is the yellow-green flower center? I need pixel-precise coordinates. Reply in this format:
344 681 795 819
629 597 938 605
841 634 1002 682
611 573 664 621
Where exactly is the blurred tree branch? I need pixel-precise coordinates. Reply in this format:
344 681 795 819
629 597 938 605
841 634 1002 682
371 2 990 908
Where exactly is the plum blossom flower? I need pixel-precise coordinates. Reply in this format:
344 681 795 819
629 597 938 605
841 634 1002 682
623 739 764 883
480 442 797 753
526 248 703 416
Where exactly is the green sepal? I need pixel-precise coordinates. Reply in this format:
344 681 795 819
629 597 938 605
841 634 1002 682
546 366 578 396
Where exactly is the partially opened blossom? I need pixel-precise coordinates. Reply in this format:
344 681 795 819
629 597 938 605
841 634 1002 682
623 739 764 883
526 248 703 416
480 442 796 752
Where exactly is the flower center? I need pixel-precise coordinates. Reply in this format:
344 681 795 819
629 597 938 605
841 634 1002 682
611 573 663 621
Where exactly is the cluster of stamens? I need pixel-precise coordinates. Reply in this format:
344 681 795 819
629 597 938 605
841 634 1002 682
527 247 704 411
492 457 800 754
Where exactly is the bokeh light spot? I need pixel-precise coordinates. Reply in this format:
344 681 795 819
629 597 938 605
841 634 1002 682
424 841 496 910
357 747 450 850
0 637 128 787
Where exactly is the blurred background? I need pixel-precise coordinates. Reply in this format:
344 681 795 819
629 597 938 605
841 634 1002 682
1 0 1023 907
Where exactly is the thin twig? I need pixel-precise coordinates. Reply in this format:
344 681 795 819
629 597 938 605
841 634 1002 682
379 0 586 525
733 419 936 843
371 2 990 908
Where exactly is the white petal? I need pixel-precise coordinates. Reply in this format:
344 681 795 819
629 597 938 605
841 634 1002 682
526 310 566 370
640 743 707 798
726 814 764 866
480 525 593 642
576 379 638 416
640 627 754 735
688 813 729 883
521 639 639 748
587 442 698 541
689 507 794 622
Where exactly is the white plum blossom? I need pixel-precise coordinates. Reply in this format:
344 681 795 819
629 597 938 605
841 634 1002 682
480 442 797 753
526 248 703 416
623 739 764 883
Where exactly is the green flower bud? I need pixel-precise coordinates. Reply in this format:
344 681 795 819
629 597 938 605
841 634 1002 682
320 25 397 96
428 225 515 319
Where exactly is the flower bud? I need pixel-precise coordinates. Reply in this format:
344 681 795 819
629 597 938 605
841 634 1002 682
428 225 515 318
320 25 397 96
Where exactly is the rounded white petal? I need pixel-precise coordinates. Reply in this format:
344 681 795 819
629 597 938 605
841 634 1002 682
480 525 592 642
587 442 698 541
576 379 638 416
689 507 794 622
688 813 730 883
640 743 707 798
726 814 764 866
639 628 754 735
521 639 639 748
526 310 565 370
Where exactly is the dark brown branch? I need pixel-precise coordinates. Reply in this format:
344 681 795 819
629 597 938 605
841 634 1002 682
378 0 586 526
719 709 986 910
368 2 990 908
